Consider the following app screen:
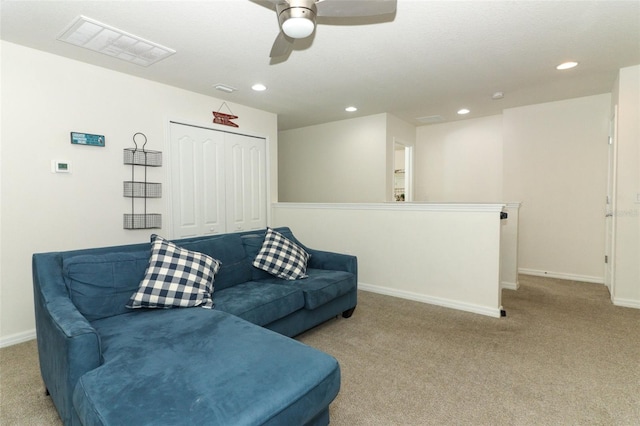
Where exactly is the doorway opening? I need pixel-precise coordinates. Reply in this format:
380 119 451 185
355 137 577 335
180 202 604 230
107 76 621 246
393 140 413 202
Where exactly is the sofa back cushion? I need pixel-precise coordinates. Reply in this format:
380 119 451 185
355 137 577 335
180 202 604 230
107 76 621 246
170 234 252 291
63 251 150 321
62 230 302 322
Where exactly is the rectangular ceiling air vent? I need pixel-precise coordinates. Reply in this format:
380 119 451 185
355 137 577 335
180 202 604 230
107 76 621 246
416 115 446 124
58 15 176 67
213 84 238 93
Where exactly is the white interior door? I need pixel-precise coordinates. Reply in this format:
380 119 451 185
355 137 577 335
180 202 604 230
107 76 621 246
170 123 226 238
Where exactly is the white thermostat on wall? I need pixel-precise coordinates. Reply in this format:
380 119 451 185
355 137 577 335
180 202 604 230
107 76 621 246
51 160 72 173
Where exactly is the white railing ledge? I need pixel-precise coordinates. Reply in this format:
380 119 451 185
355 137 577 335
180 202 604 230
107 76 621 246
272 202 506 213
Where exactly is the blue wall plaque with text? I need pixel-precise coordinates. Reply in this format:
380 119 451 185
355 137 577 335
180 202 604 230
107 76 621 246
71 132 105 147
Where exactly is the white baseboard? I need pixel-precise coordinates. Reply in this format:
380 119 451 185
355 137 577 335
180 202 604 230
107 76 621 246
501 280 519 291
358 282 502 318
518 268 604 284
0 329 36 348
612 297 640 310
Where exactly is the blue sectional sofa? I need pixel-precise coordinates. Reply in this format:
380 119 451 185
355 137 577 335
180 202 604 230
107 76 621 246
32 227 358 425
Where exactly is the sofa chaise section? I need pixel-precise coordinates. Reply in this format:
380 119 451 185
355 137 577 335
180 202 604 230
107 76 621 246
73 309 340 426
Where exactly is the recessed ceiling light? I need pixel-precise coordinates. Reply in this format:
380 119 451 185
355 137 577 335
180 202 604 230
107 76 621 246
252 83 267 92
457 108 470 115
57 15 175 67
491 91 504 100
345 106 357 112
556 61 578 70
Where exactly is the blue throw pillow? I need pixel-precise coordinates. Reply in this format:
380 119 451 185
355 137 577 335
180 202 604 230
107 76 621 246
253 228 309 280
127 235 221 309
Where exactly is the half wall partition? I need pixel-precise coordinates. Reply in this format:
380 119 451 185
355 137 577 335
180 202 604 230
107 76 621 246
273 202 515 318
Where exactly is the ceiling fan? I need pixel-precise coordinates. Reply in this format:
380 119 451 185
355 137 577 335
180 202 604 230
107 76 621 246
258 0 397 58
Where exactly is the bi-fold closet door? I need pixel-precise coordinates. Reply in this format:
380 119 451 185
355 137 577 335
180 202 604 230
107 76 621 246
169 122 267 239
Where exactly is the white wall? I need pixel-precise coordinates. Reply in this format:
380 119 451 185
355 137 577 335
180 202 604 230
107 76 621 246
502 94 610 282
415 115 503 202
278 113 416 203
0 41 278 345
611 65 640 307
278 114 387 202
394 149 405 169
413 96 610 283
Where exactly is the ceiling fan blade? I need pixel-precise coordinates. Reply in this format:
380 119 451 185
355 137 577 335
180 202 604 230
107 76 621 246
270 31 294 58
251 0 287 11
316 0 397 17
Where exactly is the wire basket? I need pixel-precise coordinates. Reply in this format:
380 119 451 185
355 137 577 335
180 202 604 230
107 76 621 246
123 148 162 167
123 181 162 198
123 214 162 230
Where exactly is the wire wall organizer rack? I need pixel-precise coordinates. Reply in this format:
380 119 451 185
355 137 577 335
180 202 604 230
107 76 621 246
123 132 162 230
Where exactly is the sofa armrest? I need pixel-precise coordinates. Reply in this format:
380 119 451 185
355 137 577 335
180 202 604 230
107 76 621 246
33 254 102 425
306 249 358 279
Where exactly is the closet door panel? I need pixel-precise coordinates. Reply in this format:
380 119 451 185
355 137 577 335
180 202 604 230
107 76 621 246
170 123 225 238
171 133 198 237
247 140 267 229
226 137 247 232
201 138 225 234
225 133 266 232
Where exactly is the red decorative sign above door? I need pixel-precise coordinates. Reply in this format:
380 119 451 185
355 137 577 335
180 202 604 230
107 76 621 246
213 102 239 128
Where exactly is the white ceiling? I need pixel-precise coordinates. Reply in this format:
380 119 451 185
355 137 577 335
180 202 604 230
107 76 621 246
1 0 639 130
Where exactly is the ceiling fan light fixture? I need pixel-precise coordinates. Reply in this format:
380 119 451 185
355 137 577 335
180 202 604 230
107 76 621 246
277 1 317 39
282 17 315 38
266 0 396 60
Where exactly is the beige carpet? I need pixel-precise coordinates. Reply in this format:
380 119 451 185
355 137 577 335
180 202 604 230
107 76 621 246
2 275 639 425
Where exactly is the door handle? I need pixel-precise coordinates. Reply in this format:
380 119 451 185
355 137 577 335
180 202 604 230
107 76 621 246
605 213 613 217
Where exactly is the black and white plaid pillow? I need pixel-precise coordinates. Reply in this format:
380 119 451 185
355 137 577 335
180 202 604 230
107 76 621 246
127 235 221 309
253 228 309 280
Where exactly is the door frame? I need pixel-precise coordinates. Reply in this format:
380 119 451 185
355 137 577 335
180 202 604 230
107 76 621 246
604 105 618 298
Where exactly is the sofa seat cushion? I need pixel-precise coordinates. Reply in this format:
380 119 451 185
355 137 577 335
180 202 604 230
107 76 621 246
258 268 356 310
79 309 340 425
213 281 305 326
